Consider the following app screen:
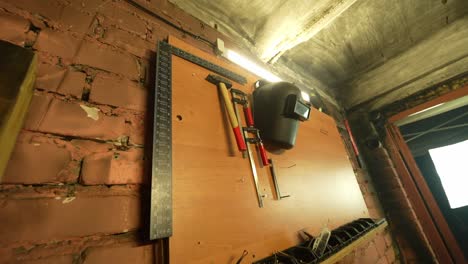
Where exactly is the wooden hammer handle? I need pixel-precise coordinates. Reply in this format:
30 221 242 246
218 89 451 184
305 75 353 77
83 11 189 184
219 83 238 127
219 82 246 151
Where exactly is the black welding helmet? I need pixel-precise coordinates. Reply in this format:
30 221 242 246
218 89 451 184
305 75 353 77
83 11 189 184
252 81 311 149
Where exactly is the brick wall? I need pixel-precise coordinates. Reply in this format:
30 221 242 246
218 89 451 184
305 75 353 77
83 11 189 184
0 0 217 262
335 227 397 264
0 0 400 263
347 112 435 263
336 122 401 264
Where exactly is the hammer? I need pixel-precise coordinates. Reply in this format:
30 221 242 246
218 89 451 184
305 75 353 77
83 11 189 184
206 74 246 152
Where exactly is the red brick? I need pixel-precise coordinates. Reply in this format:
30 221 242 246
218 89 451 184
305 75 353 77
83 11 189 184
359 182 369 196
36 62 86 97
23 94 53 130
374 234 388 257
71 139 113 154
140 6 214 54
153 23 214 55
384 233 393 248
0 194 140 244
83 244 154 264
145 21 169 44
36 50 62 64
116 0 157 26
58 70 87 98
366 183 377 195
386 211 417 230
58 5 94 34
353 247 365 263
118 0 217 45
69 0 110 14
1 227 142 263
98 2 147 36
338 252 355 264
25 95 128 140
126 112 145 145
25 30 38 45
81 148 145 185
138 58 150 87
0 2 46 31
36 58 67 91
368 207 385 219
100 27 154 59
361 242 379 264
385 247 396 263
376 256 389 264
373 166 401 191
364 193 379 209
384 189 412 209
74 40 140 80
1 3 91 34
0 10 30 46
369 148 394 170
8 2 92 34
357 242 380 264
38 99 127 139
3 0 65 21
90 74 146 111
18 255 74 264
354 169 369 184
2 132 78 184
34 28 81 61
0 249 9 263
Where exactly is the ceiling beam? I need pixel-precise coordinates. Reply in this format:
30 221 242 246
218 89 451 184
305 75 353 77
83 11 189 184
255 0 358 63
346 16 468 110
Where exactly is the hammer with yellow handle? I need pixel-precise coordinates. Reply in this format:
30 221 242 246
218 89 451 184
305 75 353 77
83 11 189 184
206 74 246 152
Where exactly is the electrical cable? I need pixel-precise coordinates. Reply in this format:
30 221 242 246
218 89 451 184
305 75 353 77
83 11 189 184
125 0 214 48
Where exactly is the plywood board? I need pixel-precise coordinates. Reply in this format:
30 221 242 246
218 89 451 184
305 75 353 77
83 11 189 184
168 36 368 263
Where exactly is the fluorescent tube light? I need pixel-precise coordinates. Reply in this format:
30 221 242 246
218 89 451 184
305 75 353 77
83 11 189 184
225 49 282 82
408 103 444 117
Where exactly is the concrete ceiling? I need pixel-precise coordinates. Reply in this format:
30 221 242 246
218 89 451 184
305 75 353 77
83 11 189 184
170 0 468 109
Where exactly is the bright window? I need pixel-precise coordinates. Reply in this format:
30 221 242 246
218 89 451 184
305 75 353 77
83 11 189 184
429 140 468 209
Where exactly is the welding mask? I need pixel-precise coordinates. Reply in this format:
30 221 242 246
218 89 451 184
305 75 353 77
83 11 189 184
252 81 311 149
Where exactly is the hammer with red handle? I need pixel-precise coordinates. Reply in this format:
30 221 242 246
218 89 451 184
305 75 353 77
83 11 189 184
206 75 246 152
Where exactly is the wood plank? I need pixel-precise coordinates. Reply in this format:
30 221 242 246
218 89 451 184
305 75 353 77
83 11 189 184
167 36 368 263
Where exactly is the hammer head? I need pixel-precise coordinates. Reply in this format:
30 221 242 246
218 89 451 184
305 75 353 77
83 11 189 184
206 74 232 88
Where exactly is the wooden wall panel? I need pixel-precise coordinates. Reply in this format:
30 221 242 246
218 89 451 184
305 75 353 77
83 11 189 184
168 37 368 263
